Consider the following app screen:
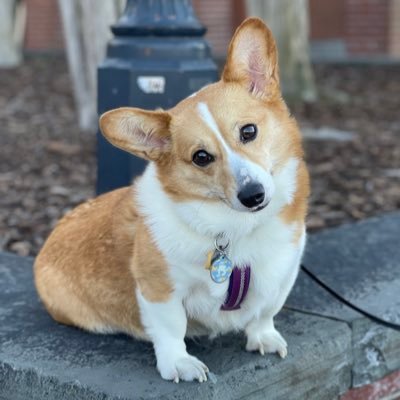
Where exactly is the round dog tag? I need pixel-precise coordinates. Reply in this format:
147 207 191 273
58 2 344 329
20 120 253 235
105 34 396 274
210 254 233 283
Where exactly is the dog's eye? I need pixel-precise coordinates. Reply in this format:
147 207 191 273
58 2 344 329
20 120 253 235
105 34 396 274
192 150 214 167
240 124 257 143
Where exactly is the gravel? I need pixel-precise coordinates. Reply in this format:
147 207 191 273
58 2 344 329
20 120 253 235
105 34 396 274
0 57 399 256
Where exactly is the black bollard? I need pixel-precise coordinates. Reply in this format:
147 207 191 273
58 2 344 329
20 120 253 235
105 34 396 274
96 0 218 194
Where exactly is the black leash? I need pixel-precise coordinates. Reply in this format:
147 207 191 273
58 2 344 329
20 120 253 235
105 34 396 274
300 264 400 332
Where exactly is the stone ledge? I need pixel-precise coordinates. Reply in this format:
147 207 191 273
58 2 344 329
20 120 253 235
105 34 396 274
288 213 400 389
1 213 400 399
0 251 350 400
289 271 400 389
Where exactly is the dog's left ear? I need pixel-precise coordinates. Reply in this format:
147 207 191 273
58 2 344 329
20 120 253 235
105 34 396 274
100 107 171 162
222 17 279 99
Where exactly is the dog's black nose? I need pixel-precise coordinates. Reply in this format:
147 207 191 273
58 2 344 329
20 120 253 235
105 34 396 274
237 183 265 208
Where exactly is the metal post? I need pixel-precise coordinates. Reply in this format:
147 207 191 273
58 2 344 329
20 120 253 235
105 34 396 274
96 0 218 194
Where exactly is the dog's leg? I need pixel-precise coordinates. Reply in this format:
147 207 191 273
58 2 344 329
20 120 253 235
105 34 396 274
245 234 306 359
244 265 296 359
244 262 298 359
245 314 288 358
137 290 209 383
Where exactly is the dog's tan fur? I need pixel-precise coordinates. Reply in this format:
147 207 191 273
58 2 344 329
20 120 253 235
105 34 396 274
35 188 141 336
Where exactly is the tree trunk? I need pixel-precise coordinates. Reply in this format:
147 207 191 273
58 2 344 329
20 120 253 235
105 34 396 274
57 0 125 131
246 0 317 103
0 0 25 68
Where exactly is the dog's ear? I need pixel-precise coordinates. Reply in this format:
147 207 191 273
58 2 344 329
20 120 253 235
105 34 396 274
100 107 171 161
222 18 279 99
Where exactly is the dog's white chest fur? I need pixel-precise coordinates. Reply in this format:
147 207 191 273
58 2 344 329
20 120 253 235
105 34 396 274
136 161 305 336
182 221 304 336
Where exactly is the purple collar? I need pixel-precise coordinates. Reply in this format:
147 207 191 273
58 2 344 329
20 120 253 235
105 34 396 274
221 265 251 311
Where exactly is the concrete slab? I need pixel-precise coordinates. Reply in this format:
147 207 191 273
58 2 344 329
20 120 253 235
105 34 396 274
351 318 400 387
302 212 400 327
288 270 400 388
287 269 361 323
287 213 400 387
0 252 351 400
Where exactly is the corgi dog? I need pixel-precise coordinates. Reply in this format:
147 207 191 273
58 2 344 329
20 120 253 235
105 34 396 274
34 18 309 383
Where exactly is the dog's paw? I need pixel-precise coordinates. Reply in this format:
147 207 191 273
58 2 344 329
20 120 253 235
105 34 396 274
246 328 288 358
157 354 209 383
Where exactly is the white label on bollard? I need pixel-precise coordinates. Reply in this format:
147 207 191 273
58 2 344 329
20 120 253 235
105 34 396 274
137 76 166 94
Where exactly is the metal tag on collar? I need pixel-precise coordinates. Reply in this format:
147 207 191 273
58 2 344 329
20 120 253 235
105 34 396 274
206 234 233 284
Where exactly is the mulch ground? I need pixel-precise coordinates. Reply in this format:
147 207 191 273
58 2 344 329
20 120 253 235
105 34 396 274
1 56 399 257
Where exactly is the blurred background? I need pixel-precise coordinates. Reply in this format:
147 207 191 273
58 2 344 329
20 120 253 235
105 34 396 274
0 0 399 257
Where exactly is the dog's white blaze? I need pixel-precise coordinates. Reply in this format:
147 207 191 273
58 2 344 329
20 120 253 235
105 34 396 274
240 167 248 176
197 102 231 154
197 101 276 210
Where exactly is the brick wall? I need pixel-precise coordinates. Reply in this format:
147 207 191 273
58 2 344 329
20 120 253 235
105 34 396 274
310 0 395 57
310 0 346 39
340 370 400 400
193 0 235 57
24 0 64 51
22 0 398 59
22 0 236 57
345 0 389 55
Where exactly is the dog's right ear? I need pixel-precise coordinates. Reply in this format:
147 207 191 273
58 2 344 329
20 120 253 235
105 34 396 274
222 17 280 99
100 107 171 161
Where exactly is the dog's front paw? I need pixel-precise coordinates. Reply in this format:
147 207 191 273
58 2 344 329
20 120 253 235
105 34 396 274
157 354 209 383
246 328 288 358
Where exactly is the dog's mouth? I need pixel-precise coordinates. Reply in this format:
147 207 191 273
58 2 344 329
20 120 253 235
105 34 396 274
220 197 269 213
251 203 268 213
